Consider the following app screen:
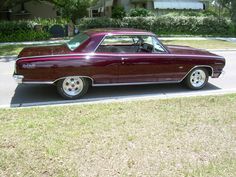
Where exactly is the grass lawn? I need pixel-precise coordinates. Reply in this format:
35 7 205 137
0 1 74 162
162 39 236 49
0 94 236 176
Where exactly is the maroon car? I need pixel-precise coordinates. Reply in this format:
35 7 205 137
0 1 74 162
13 28 225 99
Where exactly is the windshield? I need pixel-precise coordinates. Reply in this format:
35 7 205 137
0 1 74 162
66 33 89 51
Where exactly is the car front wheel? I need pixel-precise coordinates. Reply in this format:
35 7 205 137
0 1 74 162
185 68 209 90
56 76 89 99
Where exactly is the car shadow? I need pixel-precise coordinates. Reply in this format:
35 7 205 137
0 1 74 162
10 82 221 108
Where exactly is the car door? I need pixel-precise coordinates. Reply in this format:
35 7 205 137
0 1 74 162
118 35 184 83
92 35 139 85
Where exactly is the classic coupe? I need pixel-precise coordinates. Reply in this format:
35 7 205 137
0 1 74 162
14 29 225 99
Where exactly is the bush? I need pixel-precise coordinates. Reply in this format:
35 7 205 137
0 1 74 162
78 16 233 36
164 10 218 17
0 18 69 42
129 8 153 17
111 6 126 19
0 20 51 42
0 31 51 42
32 18 69 27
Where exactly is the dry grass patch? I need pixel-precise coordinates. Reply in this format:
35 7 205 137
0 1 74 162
0 94 236 176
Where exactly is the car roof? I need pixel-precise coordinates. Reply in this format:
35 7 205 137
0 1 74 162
84 28 155 37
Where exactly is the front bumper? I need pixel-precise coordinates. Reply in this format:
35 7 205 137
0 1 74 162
13 74 24 84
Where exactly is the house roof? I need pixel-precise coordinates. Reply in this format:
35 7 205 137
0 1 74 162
154 0 204 10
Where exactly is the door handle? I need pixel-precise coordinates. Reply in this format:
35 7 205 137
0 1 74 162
121 57 128 64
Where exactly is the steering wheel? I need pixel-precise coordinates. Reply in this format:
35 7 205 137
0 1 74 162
134 37 144 52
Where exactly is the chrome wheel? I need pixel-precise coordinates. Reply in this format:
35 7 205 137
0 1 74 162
62 77 84 96
190 69 206 88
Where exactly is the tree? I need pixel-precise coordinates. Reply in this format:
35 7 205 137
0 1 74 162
0 0 38 10
231 0 236 24
0 0 95 22
211 0 236 32
212 0 234 17
48 0 90 22
111 5 126 19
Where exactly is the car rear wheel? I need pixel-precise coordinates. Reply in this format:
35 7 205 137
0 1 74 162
185 68 209 90
56 76 89 99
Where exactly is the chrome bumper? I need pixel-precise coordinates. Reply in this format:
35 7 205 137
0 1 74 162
13 75 24 84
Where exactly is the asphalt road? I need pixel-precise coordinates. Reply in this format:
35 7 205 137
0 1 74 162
0 51 235 108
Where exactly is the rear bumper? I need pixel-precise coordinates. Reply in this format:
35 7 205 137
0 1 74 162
13 74 24 84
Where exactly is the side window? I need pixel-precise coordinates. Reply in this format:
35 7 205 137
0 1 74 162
142 36 153 45
95 35 166 54
96 35 138 53
102 36 135 45
137 36 154 53
152 37 166 53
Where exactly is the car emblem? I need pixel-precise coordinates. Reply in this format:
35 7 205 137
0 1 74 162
22 63 36 69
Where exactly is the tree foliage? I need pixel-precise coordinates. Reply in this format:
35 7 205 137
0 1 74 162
111 6 126 19
0 0 95 23
48 0 91 22
212 0 236 32
129 8 153 17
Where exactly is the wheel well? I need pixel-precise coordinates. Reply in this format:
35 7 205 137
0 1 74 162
182 66 213 82
53 76 94 85
200 67 213 76
84 77 93 86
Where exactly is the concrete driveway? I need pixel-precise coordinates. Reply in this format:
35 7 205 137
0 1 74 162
0 51 235 108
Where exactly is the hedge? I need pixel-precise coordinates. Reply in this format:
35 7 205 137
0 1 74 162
0 18 69 42
78 16 233 36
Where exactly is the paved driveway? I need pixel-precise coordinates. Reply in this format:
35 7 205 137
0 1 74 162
0 51 235 108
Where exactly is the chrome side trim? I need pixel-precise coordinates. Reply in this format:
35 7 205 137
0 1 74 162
23 81 53 84
22 76 94 85
16 53 94 61
93 80 180 87
20 65 214 86
16 53 223 61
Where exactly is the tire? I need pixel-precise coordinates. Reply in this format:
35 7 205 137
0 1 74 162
184 68 209 90
56 76 89 99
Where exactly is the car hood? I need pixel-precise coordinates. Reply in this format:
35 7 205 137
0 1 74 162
18 44 71 58
166 45 221 58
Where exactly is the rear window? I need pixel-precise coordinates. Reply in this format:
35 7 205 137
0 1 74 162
66 33 89 51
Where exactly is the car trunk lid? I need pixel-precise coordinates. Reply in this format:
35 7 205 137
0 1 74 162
18 44 71 58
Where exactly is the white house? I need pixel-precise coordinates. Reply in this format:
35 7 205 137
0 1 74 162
88 0 209 17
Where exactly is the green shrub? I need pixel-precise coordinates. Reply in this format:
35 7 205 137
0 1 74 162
164 10 218 17
31 18 69 27
0 31 51 42
78 16 233 36
0 18 69 42
0 21 34 36
129 8 153 17
77 18 121 29
111 6 126 19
